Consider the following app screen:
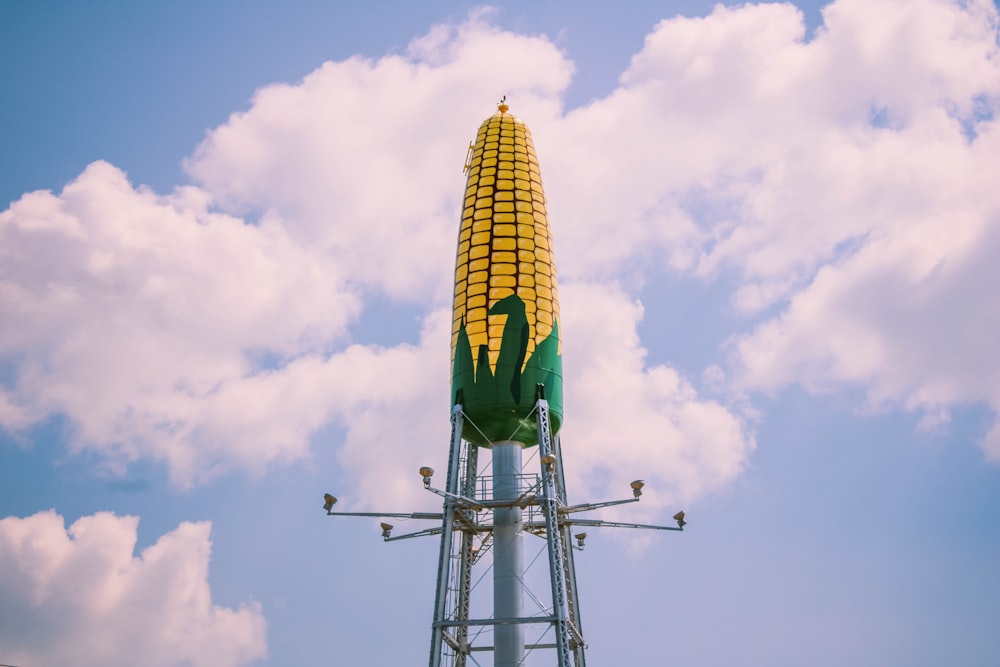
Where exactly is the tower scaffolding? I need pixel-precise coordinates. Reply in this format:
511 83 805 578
323 388 686 666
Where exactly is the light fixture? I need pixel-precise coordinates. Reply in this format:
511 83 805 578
630 479 645 499
419 466 435 487
541 454 556 472
575 532 587 549
673 511 686 529
323 493 337 512
380 522 393 539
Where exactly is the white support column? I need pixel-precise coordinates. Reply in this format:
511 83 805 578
492 440 525 667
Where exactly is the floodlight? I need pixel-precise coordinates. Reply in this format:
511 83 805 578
541 454 556 471
630 479 645 499
323 493 337 512
673 511 686 529
380 522 393 539
420 466 435 487
575 532 587 549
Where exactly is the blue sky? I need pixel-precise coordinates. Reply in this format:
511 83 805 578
1 1 999 666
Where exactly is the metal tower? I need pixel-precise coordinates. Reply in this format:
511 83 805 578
324 394 684 666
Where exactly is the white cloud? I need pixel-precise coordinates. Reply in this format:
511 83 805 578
702 0 1000 449
321 287 755 515
538 0 1000 290
534 0 1000 455
185 11 573 303
5 0 996 491
0 162 359 484
559 282 754 510
214 308 455 512
0 510 266 667
734 138 1000 442
2 10 757 501
174 11 757 506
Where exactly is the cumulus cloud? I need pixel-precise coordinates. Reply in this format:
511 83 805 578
5 0 996 493
734 145 1000 445
205 308 456 512
0 510 266 667
1 10 758 501
185 10 574 302
534 0 1000 454
175 10 757 506
0 162 359 484
684 0 1000 448
539 0 1000 287
559 283 753 509
325 289 754 514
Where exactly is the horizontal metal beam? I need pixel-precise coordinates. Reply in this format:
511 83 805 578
559 497 638 514
326 511 442 520
558 518 683 531
469 643 558 652
384 527 443 541
433 615 558 628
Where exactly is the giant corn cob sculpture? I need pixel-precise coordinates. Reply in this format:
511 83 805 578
451 100 563 445
322 101 685 667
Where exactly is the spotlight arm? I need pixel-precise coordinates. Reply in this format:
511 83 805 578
423 484 555 513
559 497 639 515
326 511 443 520
560 518 684 532
422 484 484 511
384 527 445 542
